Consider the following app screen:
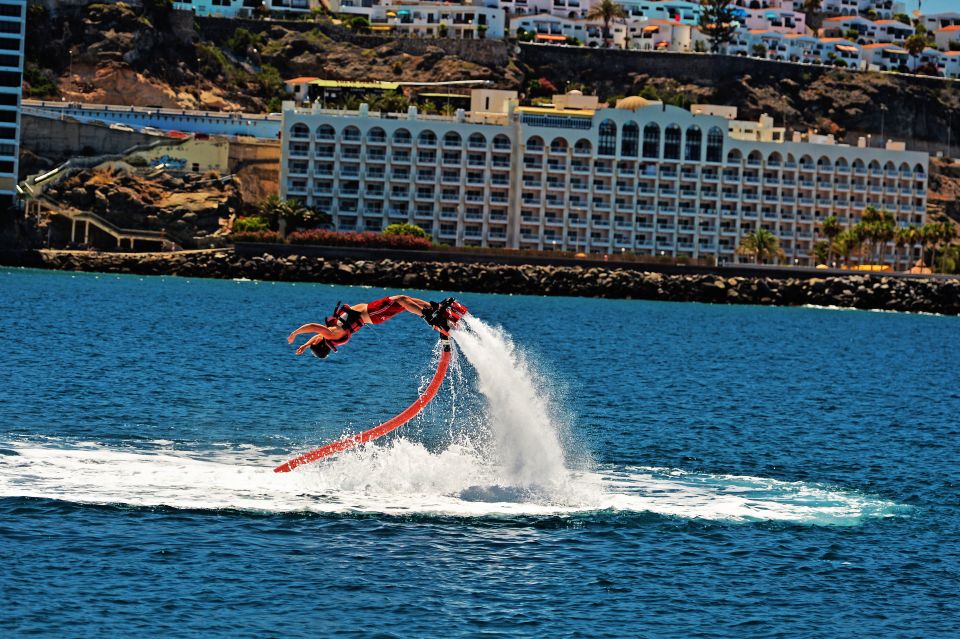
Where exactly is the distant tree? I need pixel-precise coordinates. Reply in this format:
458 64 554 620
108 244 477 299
813 240 830 265
349 16 371 34
752 43 767 58
699 0 738 54
894 13 912 26
820 214 842 265
831 229 858 267
894 225 911 271
438 22 448 38
904 34 928 71
586 0 626 48
736 227 785 264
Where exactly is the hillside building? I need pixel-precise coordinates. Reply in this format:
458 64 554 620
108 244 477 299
0 0 23 203
279 89 928 266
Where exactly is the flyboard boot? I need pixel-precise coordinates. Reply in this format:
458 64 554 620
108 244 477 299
422 298 468 337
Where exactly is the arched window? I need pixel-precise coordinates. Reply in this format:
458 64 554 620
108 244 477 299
621 121 639 157
598 119 617 156
768 151 783 167
748 150 763 166
706 126 724 162
314 124 333 140
493 134 511 151
342 126 361 142
443 131 462 148
727 149 743 164
418 130 437 146
664 124 681 160
468 132 487 149
574 138 592 154
550 137 568 153
642 123 660 158
684 125 701 161
367 127 386 143
291 123 310 139
526 135 544 150
393 128 412 145
817 156 833 170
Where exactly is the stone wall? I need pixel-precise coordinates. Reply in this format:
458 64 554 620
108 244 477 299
8 249 959 316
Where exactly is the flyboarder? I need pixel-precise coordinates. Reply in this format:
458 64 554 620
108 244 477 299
287 295 467 359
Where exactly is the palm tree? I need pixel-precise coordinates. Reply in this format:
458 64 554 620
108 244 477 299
736 227 785 264
932 220 958 272
907 224 924 271
921 223 940 272
586 0 626 48
820 214 842 265
894 226 910 271
832 229 857 267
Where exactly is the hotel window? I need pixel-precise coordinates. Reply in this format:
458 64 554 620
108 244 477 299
707 126 723 162
642 123 659 158
621 122 639 157
664 125 681 160
597 119 617 156
685 126 702 162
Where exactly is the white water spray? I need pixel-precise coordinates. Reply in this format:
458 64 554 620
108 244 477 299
450 316 570 489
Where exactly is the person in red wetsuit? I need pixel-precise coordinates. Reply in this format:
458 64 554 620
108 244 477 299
287 295 466 359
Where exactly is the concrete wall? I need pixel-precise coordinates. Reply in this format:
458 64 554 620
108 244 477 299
21 114 156 162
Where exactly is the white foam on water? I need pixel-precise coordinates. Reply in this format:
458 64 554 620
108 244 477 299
0 441 901 524
0 317 904 525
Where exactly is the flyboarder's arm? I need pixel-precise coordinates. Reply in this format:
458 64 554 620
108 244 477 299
295 334 327 356
287 323 341 343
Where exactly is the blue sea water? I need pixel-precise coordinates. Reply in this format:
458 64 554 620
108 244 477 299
1 267 959 638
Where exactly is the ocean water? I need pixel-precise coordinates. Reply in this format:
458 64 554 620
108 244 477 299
1 268 958 638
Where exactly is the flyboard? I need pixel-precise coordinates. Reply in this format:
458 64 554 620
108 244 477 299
274 301 467 473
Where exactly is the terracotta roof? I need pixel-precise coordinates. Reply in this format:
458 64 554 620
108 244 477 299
824 15 861 22
285 77 319 84
939 25 960 32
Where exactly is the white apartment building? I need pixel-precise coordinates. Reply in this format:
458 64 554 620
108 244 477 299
820 15 913 44
922 12 960 33
0 1 23 202
322 0 505 38
279 90 928 265
820 0 904 20
173 0 321 17
934 26 960 52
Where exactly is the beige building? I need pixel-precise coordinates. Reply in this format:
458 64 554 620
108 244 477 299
280 90 929 266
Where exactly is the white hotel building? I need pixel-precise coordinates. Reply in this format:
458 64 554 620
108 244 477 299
280 90 928 265
0 0 23 203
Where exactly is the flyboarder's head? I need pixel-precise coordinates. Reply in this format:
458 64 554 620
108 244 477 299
310 339 332 359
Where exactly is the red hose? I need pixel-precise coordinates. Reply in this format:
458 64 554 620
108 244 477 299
274 341 452 473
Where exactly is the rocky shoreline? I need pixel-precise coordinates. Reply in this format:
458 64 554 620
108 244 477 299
8 249 960 315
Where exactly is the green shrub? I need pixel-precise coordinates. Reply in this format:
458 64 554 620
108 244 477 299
349 16 370 33
226 27 263 56
233 216 270 233
383 223 430 239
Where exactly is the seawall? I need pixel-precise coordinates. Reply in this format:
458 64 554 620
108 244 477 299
3 249 958 316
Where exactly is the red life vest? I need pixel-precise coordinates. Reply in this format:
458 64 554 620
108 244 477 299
324 302 365 348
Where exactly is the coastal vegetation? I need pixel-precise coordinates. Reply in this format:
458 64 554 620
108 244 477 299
816 208 959 273
735 227 786 264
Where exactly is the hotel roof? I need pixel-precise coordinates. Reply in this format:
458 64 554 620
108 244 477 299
516 105 595 117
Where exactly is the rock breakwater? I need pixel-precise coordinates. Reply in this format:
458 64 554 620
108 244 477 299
16 249 960 315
